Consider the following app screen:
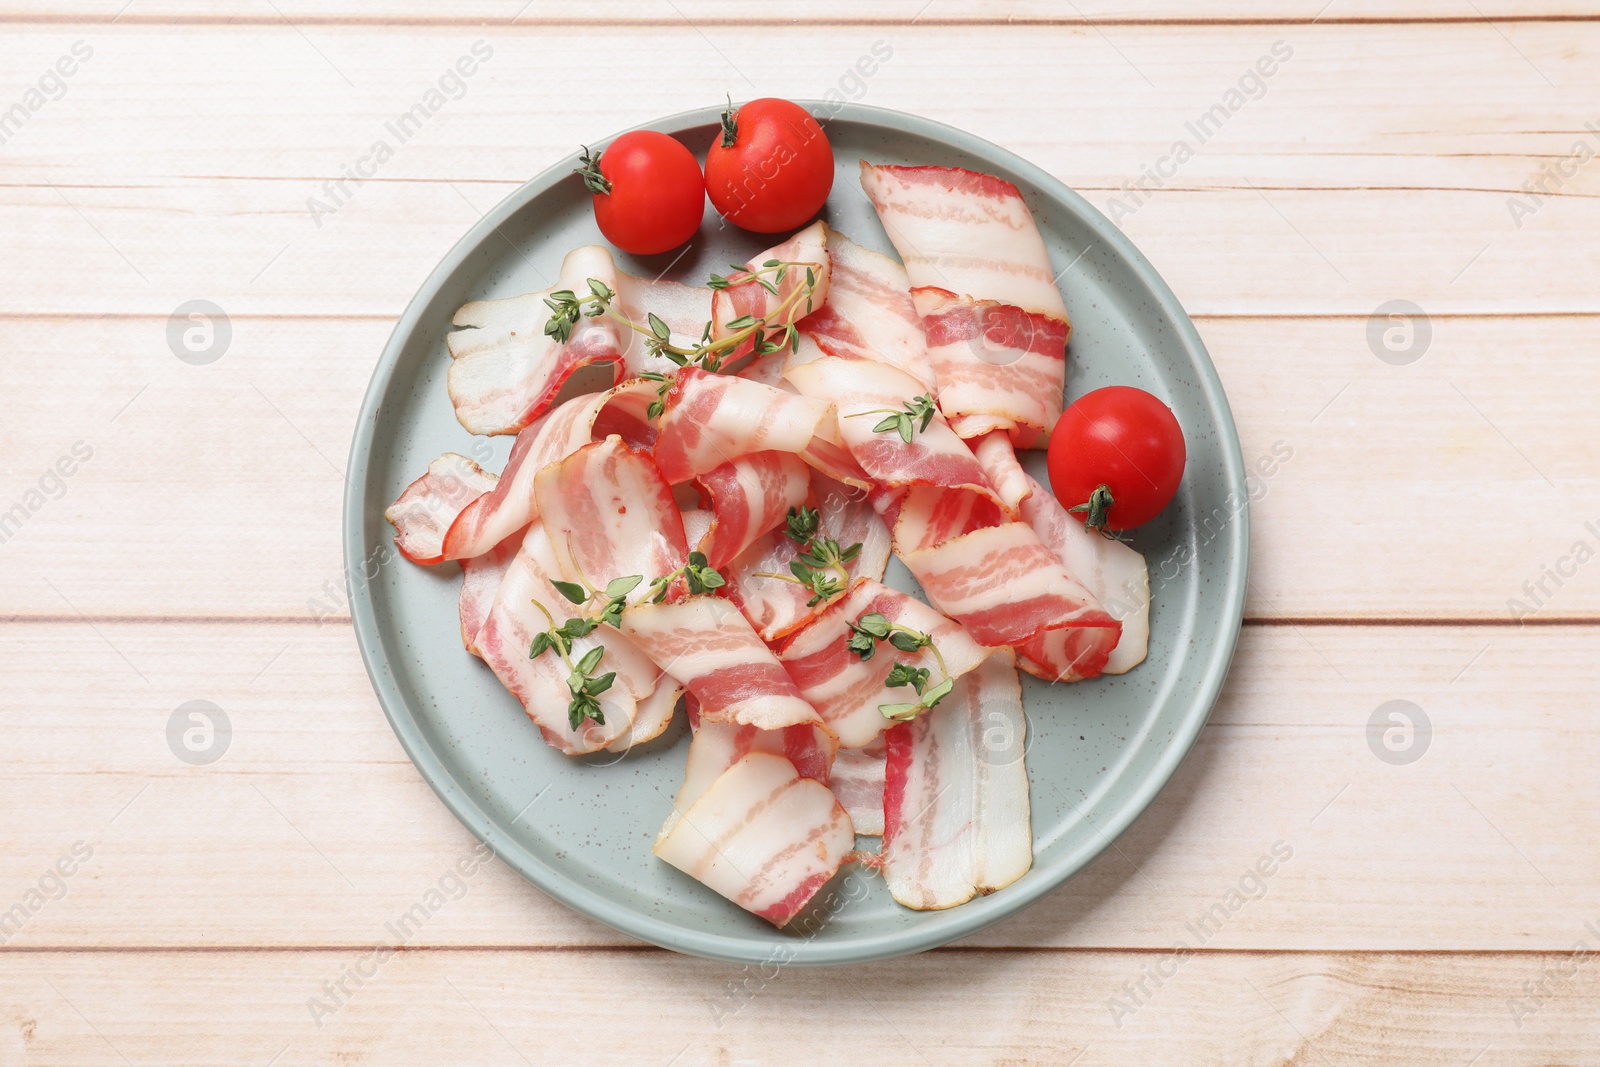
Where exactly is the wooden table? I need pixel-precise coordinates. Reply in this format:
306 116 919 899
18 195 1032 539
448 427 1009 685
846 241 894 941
3 2 1597 1063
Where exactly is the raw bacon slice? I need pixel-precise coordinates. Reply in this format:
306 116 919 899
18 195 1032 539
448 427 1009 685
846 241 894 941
475 524 663 755
658 716 838 839
605 681 683 754
889 485 1007 555
447 246 628 436
898 521 1121 678
971 431 1034 517
829 740 887 836
784 356 1001 509
385 453 497 565
458 526 525 658
533 436 688 594
653 367 840 484
722 474 892 643
800 229 937 393
614 273 715 378
711 220 832 344
914 287 1068 447
779 578 993 748
695 451 811 570
882 650 1032 910
858 162 1068 321
1019 474 1149 674
653 751 855 928
619 596 823 731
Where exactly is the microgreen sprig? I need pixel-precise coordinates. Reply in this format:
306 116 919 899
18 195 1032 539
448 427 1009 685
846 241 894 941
845 394 938 444
843 612 955 722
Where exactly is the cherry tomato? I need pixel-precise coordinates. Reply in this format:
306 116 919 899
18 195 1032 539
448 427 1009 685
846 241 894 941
705 97 833 234
579 132 705 255
1047 386 1186 531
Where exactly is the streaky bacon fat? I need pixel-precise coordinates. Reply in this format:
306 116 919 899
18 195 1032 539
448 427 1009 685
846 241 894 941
385 453 497 565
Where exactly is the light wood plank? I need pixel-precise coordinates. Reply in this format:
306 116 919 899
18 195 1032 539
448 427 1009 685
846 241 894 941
0 25 1597 315
3 314 1595 620
8 1 1600 22
1 621 1593 951
4 948 1597 1065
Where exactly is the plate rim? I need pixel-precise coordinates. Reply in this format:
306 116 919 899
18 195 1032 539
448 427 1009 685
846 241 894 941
344 101 1250 966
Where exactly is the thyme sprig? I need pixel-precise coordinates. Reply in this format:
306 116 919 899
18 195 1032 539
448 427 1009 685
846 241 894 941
751 506 863 606
643 551 726 603
845 394 938 444
528 572 642 731
843 612 955 722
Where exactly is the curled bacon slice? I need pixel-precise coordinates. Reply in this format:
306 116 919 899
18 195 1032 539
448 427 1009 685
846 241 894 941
654 751 855 928
915 287 1068 448
970 431 1034 517
1019 474 1149 675
384 453 497 565
447 246 627 436
784 356 1000 509
858 162 1068 321
711 220 832 346
654 366 857 487
458 526 525 658
799 228 937 393
829 739 887 836
899 520 1121 678
475 524 664 755
605 680 683 754
882 650 1032 910
533 436 688 595
658 715 838 839
619 596 823 731
695 451 811 571
779 578 993 748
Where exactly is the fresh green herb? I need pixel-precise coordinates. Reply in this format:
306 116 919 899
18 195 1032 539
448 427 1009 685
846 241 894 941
644 551 727 604
845 394 939 444
842 611 955 722
527 571 644 731
753 506 863 607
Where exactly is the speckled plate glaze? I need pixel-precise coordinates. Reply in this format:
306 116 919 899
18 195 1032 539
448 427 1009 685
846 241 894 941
344 103 1248 965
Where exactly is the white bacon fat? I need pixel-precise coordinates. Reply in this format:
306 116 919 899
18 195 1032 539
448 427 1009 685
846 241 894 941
659 712 838 840
882 650 1032 909
385 453 497 565
654 751 855 928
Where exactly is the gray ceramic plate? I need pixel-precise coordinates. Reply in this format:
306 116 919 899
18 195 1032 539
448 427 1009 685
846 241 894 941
344 103 1248 965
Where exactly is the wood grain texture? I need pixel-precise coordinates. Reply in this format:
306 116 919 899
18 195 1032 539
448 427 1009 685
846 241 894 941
4 949 1598 1066
3 314 1595 620
1 621 1593 951
0 25 1597 315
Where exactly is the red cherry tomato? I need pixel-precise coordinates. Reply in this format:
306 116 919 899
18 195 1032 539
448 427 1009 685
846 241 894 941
705 98 834 234
1047 386 1186 531
580 131 705 255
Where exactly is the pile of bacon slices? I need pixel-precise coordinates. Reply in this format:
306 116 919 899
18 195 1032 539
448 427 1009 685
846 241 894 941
386 162 1151 926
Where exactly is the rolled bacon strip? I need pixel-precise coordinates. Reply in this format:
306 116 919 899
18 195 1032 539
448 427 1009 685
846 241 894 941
458 526 525 658
533 435 688 595
898 520 1121 678
882 650 1032 910
604 680 683 754
658 711 838 839
1019 474 1149 675
384 453 497 565
447 245 628 436
779 578 993 748
711 220 832 346
654 751 855 928
799 228 937 393
914 287 1069 449
970 431 1034 518
619 596 823 731
695 451 811 571
858 162 1068 321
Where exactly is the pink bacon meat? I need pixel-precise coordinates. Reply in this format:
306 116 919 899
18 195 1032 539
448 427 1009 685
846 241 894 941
654 751 855 928
711 220 832 350
384 453 496 565
620 596 824 731
695 451 811 571
914 287 1069 447
447 246 628 436
778 578 993 748
858 162 1068 321
797 228 937 393
898 518 1121 678
882 650 1032 910
458 526 525 658
828 739 887 836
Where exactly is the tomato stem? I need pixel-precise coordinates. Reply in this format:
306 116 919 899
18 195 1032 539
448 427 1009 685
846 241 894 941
1069 483 1115 533
719 95 739 148
575 145 611 196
